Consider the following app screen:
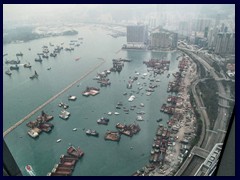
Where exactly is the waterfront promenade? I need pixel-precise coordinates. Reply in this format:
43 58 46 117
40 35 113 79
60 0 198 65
3 58 105 137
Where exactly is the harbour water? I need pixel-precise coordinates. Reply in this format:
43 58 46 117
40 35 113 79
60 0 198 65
3 24 181 176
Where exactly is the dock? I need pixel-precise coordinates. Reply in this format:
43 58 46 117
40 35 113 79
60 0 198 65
3 58 105 137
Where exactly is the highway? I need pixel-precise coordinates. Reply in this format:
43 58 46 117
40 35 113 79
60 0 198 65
176 46 234 175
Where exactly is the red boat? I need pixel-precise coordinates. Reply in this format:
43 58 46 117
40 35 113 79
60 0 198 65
67 146 84 158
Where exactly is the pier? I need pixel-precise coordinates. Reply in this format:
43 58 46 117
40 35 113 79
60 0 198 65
3 58 105 137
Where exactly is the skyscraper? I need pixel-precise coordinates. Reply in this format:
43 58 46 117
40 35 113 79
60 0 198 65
126 25 148 44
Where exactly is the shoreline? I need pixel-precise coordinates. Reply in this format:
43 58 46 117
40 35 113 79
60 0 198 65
132 54 198 176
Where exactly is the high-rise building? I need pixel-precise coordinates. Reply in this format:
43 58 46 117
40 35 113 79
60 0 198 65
126 25 148 44
178 21 190 36
214 32 234 55
207 28 214 48
214 33 223 54
150 29 177 50
192 18 212 32
228 33 235 54
171 33 178 49
204 27 209 38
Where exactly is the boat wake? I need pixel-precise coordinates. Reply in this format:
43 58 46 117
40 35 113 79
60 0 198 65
27 170 36 176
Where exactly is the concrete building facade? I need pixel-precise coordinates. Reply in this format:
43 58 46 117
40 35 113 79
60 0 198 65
126 25 148 44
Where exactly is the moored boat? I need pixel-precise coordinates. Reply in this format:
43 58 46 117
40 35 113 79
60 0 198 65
5 70 12 76
85 129 99 137
10 65 19 70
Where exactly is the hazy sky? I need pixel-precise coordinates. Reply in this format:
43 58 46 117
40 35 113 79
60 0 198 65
3 4 235 28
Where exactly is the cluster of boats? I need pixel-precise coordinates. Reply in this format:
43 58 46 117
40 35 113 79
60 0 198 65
149 124 172 164
47 146 84 176
27 111 54 138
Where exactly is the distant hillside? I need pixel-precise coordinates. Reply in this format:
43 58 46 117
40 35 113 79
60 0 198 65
3 27 78 44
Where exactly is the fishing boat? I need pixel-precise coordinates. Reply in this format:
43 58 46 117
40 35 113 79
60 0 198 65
10 65 19 70
16 52 23 57
24 63 32 68
5 59 20 64
35 56 42 62
29 71 38 79
5 70 12 76
86 129 99 137
97 117 109 125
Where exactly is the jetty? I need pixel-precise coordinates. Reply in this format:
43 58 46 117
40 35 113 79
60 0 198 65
3 58 105 137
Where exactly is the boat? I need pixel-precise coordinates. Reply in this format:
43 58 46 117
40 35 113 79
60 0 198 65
35 56 42 62
107 112 112 115
114 112 120 115
5 59 20 64
75 57 80 61
86 129 99 137
42 54 49 59
10 65 19 70
58 102 69 109
29 71 38 79
16 52 23 57
27 129 39 138
136 115 144 121
73 128 77 131
5 70 12 76
59 110 70 120
97 117 109 125
25 165 36 176
140 103 144 107
68 95 77 101
128 95 135 102
67 146 84 158
50 53 57 57
104 131 121 142
156 118 163 122
56 139 62 143
24 63 32 68
47 67 51 70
